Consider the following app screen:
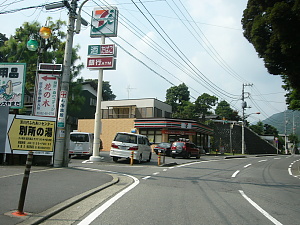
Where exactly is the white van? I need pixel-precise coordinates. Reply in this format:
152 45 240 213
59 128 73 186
110 132 152 163
69 132 94 157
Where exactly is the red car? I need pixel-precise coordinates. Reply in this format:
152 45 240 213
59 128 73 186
154 142 172 156
171 141 200 159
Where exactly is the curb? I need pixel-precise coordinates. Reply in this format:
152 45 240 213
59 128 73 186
17 175 119 225
224 156 247 159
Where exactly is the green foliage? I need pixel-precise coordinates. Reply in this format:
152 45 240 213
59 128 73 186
173 100 196 120
288 133 299 144
195 93 218 121
0 19 84 114
84 79 116 101
250 120 279 136
215 100 241 121
242 0 300 109
165 83 190 114
249 121 264 135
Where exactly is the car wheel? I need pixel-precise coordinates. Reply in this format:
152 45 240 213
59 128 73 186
172 155 176 159
196 154 200 159
147 153 152 162
137 154 142 164
112 156 118 162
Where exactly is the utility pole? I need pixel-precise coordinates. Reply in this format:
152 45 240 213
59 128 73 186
241 83 252 154
53 0 77 167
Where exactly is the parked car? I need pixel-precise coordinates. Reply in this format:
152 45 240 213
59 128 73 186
197 146 206 155
153 142 172 156
171 140 200 159
110 132 152 163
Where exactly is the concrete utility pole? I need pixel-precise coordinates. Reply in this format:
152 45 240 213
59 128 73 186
241 83 253 154
53 0 77 167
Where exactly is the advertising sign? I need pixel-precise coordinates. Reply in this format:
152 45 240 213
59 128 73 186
7 115 56 152
88 44 115 56
0 63 26 108
34 73 59 117
90 7 118 37
57 90 68 128
87 56 114 69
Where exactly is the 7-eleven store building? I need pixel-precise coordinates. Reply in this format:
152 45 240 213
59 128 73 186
77 99 213 151
135 118 213 149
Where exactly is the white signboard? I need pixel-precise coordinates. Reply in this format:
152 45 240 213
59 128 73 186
34 73 59 117
90 7 118 37
0 63 26 108
57 90 68 128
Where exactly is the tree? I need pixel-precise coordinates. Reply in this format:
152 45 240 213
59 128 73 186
215 100 241 121
241 0 300 109
0 33 8 61
195 93 218 121
85 79 116 101
249 121 264 135
165 83 190 114
0 19 84 113
264 123 279 136
173 100 196 120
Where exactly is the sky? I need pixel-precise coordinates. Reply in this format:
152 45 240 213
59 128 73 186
0 0 288 125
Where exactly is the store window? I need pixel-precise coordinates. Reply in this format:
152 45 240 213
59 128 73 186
139 129 162 143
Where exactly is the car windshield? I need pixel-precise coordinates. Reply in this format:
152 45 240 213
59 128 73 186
172 142 184 147
70 134 89 142
114 133 137 144
158 143 171 148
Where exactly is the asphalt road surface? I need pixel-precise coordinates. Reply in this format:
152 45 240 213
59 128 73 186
47 154 300 225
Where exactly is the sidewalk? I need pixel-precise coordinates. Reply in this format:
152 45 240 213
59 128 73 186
0 159 118 225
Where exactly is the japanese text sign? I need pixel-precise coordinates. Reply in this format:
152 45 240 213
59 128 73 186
88 44 115 56
87 56 114 69
8 117 56 152
0 63 26 109
34 73 59 117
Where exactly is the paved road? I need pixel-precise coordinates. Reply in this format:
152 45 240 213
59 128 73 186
46 154 300 224
1 153 299 224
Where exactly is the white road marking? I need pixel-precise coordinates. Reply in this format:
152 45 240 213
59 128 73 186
258 160 267 162
78 172 139 225
232 170 240 178
82 160 93 164
288 168 292 176
244 164 252 168
239 190 283 225
142 176 151 180
163 169 168 172
153 172 160 175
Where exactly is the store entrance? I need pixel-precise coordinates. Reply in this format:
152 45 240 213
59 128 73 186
168 134 189 143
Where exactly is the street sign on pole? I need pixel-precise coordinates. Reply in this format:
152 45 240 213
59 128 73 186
87 56 114 69
34 73 60 117
90 7 118 37
88 44 115 56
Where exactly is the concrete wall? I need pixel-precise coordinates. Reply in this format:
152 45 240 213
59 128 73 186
77 118 135 151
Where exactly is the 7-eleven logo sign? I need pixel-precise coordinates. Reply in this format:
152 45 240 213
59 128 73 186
91 7 118 37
